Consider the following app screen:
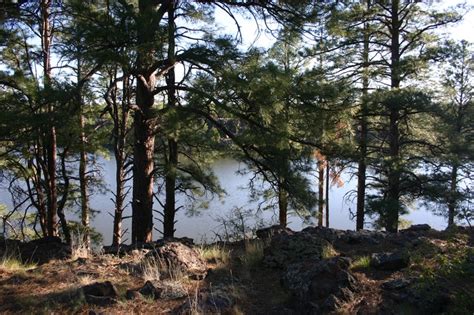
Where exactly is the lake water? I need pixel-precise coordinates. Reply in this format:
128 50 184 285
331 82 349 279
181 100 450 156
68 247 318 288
90 158 448 244
0 158 448 245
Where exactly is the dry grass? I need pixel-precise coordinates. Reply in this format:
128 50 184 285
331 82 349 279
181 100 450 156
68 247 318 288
140 254 187 282
0 250 36 272
70 232 89 260
198 244 231 266
76 274 95 286
240 240 264 268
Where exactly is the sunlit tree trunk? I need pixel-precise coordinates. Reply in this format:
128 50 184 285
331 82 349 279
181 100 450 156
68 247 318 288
131 0 160 243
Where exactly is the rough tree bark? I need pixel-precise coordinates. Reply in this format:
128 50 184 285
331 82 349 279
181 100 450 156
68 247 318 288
41 0 59 237
131 0 163 243
163 0 178 238
78 60 90 248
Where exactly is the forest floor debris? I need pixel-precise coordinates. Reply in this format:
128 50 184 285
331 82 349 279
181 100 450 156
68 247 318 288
0 225 473 314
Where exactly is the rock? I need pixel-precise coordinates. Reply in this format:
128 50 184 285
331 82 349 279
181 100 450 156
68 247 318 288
263 231 335 269
147 242 207 280
402 285 452 313
82 281 118 298
281 257 357 313
370 252 409 271
134 280 187 300
157 237 195 247
19 237 71 264
256 225 294 240
340 230 382 245
103 244 153 256
138 280 163 299
403 224 431 232
126 289 142 300
302 226 344 243
160 281 188 300
82 281 118 306
382 278 412 290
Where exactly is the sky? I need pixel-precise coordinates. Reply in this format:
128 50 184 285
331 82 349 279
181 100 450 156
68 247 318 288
435 0 474 43
214 1 474 49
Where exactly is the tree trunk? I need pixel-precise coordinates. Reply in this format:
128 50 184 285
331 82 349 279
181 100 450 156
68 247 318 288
32 154 48 236
57 150 71 244
78 60 90 249
131 0 161 243
163 1 178 238
356 3 370 231
131 100 155 244
41 0 58 237
386 0 401 233
112 74 129 246
278 184 288 227
79 110 90 248
325 161 330 228
448 164 458 227
318 159 324 227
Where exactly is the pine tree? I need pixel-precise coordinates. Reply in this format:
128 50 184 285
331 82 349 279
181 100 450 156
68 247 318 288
362 0 460 232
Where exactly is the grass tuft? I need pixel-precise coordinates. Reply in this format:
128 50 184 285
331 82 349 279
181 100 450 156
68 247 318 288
322 244 338 259
140 254 187 282
0 251 36 272
240 240 264 269
350 256 371 270
198 244 231 265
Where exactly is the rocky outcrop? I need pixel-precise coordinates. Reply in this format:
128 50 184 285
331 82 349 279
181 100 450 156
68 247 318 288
281 257 357 313
403 224 431 232
263 231 335 269
103 237 194 256
146 241 207 280
256 225 294 240
302 226 386 245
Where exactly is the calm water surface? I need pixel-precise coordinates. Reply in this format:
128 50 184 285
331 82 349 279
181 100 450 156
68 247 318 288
89 158 447 245
0 158 447 245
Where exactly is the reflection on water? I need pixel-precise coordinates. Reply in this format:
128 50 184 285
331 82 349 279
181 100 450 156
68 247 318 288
0 158 447 245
